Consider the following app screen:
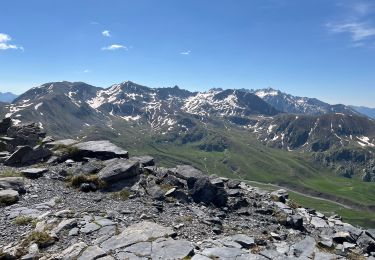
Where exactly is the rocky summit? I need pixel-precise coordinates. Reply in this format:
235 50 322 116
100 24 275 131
1 119 375 260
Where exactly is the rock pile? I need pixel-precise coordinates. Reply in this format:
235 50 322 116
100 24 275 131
0 118 375 259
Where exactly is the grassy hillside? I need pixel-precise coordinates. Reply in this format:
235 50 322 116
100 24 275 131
80 122 375 227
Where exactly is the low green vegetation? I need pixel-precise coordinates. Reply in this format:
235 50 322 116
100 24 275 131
80 122 375 228
0 169 22 177
111 189 131 200
23 231 55 248
66 174 106 189
12 216 35 226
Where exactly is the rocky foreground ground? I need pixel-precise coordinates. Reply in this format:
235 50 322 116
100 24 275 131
0 118 375 260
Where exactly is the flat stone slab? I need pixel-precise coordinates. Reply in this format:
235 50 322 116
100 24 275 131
151 238 194 259
45 139 78 148
73 140 129 160
201 247 246 259
78 245 106 260
100 221 175 252
20 168 48 179
173 165 203 180
131 156 155 167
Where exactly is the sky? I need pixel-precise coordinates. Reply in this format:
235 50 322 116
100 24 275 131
0 0 375 107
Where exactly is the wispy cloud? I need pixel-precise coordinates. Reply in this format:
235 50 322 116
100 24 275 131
101 44 127 51
326 2 375 46
326 22 375 41
352 3 373 16
102 30 111 37
0 33 23 51
180 50 191 55
83 69 91 73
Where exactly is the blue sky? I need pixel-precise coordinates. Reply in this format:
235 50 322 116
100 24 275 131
0 0 375 107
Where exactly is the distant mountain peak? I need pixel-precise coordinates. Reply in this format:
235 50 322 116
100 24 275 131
0 91 18 103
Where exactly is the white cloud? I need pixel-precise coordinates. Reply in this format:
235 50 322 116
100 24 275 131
327 22 375 41
0 33 23 51
352 3 373 16
83 69 91 73
180 50 191 55
102 30 111 37
101 44 127 51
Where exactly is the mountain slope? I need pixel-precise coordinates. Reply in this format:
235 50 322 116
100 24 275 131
2 81 375 183
351 105 375 119
251 88 359 116
0 91 18 103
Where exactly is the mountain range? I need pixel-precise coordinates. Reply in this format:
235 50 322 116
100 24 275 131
1 81 373 176
1 80 375 225
0 91 18 103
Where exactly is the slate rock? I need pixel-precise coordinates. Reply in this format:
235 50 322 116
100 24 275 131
173 165 203 181
310 217 328 228
20 168 48 179
73 140 129 160
0 177 26 194
227 179 241 189
271 189 289 203
0 117 11 135
151 238 194 259
290 236 316 258
100 221 175 252
188 177 228 207
201 247 245 259
80 222 101 234
98 158 140 184
231 234 256 249
45 139 78 148
77 245 106 260
0 189 19 205
132 156 155 167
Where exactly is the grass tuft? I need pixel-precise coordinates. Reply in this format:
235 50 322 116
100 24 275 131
66 174 106 189
23 231 55 248
111 189 131 200
0 169 22 177
12 216 34 226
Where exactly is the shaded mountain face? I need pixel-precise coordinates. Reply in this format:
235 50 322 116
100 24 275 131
250 113 375 152
0 92 18 103
351 106 375 119
251 88 359 116
4 81 279 135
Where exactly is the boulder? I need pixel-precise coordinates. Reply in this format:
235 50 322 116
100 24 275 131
270 189 289 203
188 177 228 207
286 215 304 230
173 165 203 181
0 177 26 194
290 236 316 258
72 140 128 160
5 145 52 166
97 158 140 184
7 123 45 147
131 156 155 167
20 168 48 179
227 179 241 189
0 117 12 135
0 189 19 205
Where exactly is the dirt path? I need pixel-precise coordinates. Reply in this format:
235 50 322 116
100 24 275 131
240 179 353 210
